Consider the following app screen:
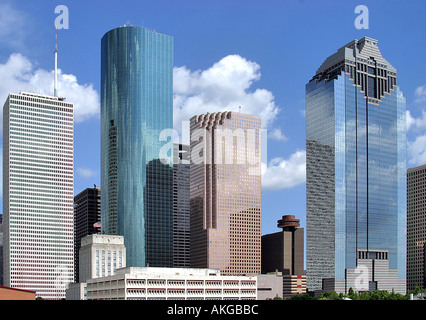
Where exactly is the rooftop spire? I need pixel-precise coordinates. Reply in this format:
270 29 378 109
54 25 58 97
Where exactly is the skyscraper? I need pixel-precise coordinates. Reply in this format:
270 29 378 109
3 92 74 299
74 186 101 283
261 215 304 276
305 37 407 294
190 111 262 275
261 215 306 298
101 26 174 267
407 164 426 290
173 143 190 268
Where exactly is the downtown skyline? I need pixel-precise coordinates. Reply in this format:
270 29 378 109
0 0 425 239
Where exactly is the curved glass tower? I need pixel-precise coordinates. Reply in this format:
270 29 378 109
101 26 173 267
306 37 406 294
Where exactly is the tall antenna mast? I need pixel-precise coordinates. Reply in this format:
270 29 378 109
54 25 58 97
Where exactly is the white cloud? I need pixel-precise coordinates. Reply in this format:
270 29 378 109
173 54 280 133
268 127 288 142
408 134 426 166
77 167 97 178
415 85 426 104
261 150 306 190
406 108 426 166
0 53 100 127
406 109 426 132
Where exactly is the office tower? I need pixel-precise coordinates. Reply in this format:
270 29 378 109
101 26 174 268
173 143 190 267
190 111 262 275
407 164 426 290
3 92 74 299
74 186 101 283
78 234 126 283
262 215 304 275
261 215 306 298
305 37 407 294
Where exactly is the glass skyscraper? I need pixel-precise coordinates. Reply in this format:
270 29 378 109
101 26 173 267
305 37 406 294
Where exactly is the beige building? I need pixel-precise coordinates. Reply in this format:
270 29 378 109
78 234 126 283
190 111 262 275
86 267 257 300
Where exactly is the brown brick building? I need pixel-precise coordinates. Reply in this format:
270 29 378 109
262 215 306 298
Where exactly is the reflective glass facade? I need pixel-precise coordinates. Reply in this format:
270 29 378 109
306 37 406 292
101 26 173 267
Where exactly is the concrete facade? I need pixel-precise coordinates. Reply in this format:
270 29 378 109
86 267 257 300
256 274 283 300
3 92 74 299
78 234 126 283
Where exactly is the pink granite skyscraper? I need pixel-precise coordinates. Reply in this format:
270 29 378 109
189 111 262 275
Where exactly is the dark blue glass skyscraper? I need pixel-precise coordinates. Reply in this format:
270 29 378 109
306 37 406 294
101 26 173 267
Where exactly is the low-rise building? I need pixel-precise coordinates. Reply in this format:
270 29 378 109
86 267 257 300
79 234 126 283
0 286 36 300
256 274 283 300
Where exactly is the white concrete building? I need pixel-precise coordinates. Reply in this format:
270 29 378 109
79 234 126 283
2 92 74 299
86 267 257 300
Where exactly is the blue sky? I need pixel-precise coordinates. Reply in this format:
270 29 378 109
0 0 425 236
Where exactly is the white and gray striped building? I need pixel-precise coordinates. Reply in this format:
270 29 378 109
2 91 74 299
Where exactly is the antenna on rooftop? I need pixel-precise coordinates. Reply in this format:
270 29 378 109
54 24 58 97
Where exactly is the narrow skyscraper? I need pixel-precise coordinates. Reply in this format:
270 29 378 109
305 37 407 294
3 92 74 299
173 143 190 268
190 111 262 275
74 186 101 283
101 26 174 267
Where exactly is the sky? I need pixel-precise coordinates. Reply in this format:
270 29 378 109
0 0 425 236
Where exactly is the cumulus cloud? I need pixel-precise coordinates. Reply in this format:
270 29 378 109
173 54 280 133
407 109 426 166
0 53 100 127
406 109 426 132
76 167 97 178
415 85 426 104
174 54 307 191
268 127 288 142
261 150 306 190
408 134 426 166
406 85 426 166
